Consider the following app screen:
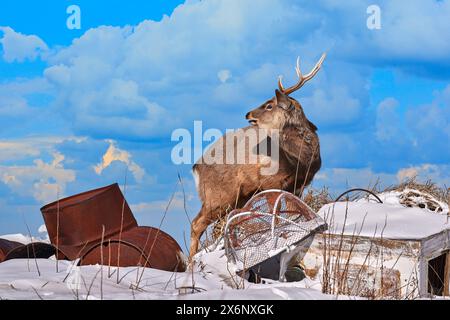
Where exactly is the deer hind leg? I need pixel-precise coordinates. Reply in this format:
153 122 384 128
189 205 212 259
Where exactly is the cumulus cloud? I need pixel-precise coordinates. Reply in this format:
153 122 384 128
397 164 450 186
2 0 447 141
0 0 449 207
0 27 48 63
303 86 362 127
0 78 52 120
36 0 365 137
94 140 145 182
0 152 76 204
367 1 450 71
0 136 78 162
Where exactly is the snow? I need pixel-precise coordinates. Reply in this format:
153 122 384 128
320 195 450 240
0 233 48 244
365 189 449 215
0 236 336 300
0 258 332 300
1 188 447 300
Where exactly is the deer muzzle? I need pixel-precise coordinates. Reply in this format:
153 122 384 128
246 112 258 126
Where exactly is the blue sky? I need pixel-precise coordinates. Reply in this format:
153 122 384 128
0 0 449 246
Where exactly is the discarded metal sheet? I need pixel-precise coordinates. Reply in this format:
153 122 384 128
41 183 186 272
224 190 327 281
0 238 55 263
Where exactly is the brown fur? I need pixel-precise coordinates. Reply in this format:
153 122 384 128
190 90 321 257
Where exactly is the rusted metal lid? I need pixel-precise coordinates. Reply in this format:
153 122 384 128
41 183 138 260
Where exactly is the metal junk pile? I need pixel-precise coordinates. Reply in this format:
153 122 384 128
222 190 327 282
0 183 186 272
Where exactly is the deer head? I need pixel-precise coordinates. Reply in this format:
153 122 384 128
246 53 326 131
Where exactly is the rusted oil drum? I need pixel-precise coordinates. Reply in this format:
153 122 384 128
41 183 138 260
4 242 55 261
80 226 186 272
0 239 22 263
0 239 54 263
40 183 186 272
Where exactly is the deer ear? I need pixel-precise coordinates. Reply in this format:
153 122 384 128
275 89 292 110
307 119 318 131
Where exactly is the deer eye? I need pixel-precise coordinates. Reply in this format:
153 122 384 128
265 104 273 110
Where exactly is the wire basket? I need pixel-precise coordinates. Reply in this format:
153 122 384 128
224 190 327 271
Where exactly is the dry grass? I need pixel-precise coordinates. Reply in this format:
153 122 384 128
302 186 333 212
383 177 449 213
384 177 448 203
302 177 448 213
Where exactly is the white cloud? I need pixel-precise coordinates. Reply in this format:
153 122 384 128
0 152 76 204
35 0 359 136
0 27 48 63
0 78 52 118
217 69 232 83
303 86 361 126
397 164 450 185
94 140 145 182
369 1 450 63
0 136 86 162
314 164 450 195
396 167 419 182
1 0 442 140
131 191 194 215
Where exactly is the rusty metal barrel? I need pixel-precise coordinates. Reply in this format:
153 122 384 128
0 239 22 263
40 183 186 272
0 238 55 263
80 226 185 272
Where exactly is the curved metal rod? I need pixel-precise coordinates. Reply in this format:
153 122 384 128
334 188 383 204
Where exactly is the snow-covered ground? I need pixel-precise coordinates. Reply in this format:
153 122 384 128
0 258 332 300
0 189 448 300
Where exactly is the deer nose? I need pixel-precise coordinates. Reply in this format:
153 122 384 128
246 112 252 119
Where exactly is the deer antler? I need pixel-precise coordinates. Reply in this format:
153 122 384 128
278 53 326 95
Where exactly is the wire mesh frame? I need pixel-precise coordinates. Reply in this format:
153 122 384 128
224 190 327 270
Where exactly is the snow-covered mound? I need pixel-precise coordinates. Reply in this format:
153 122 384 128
363 189 449 215
320 189 450 239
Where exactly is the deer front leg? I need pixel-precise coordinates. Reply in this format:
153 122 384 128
189 206 211 259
